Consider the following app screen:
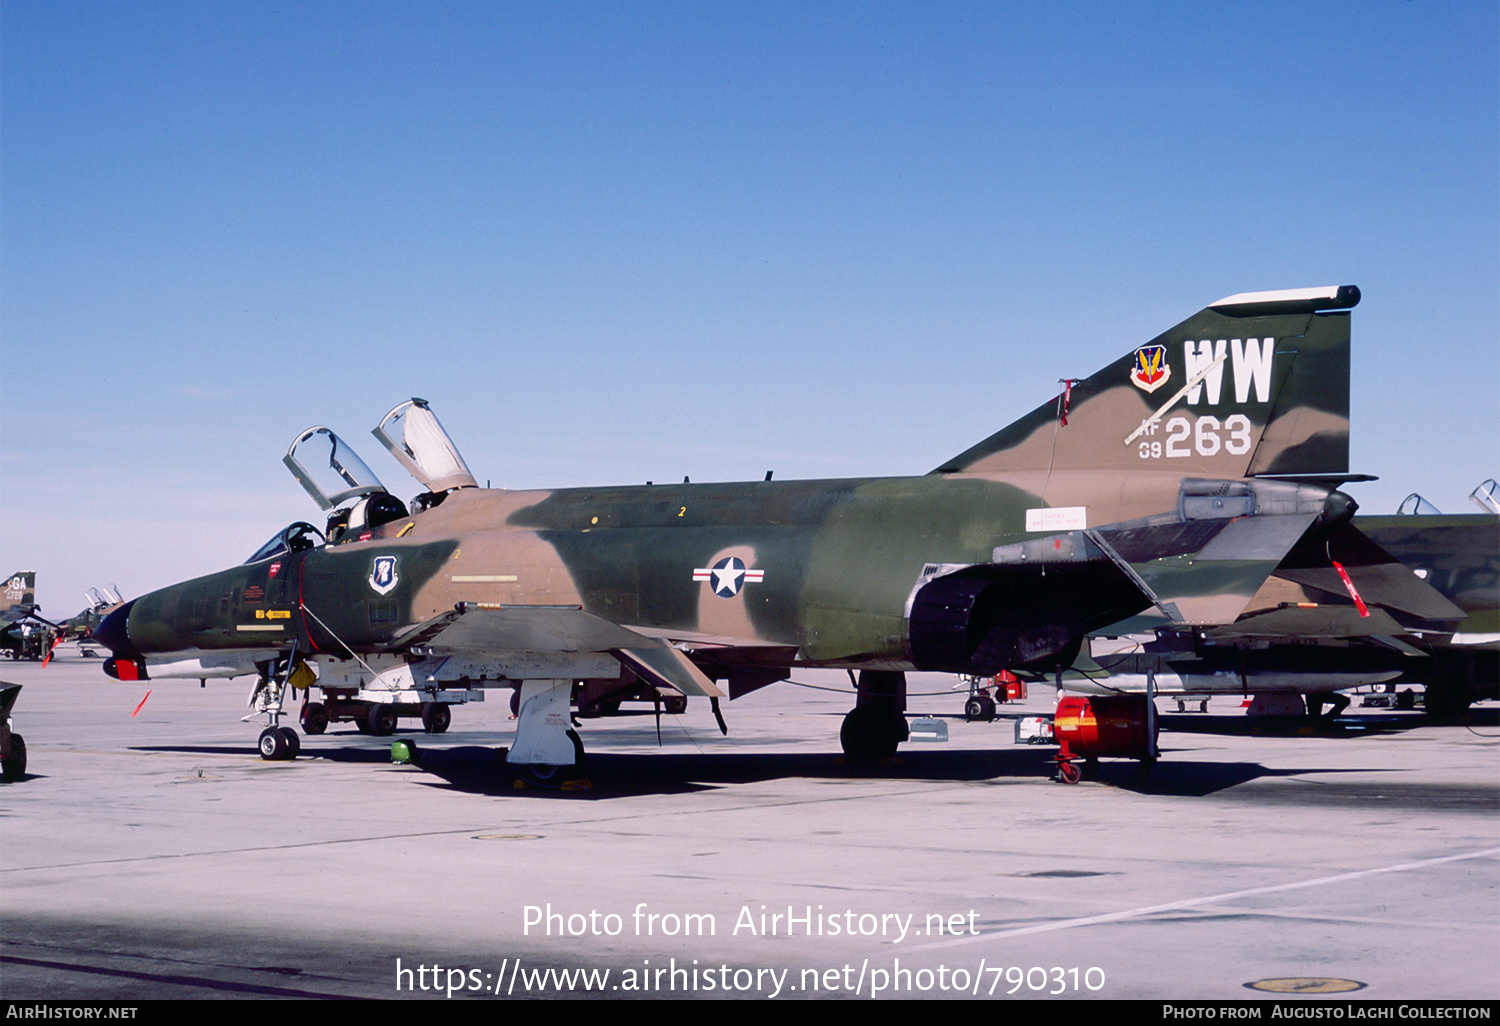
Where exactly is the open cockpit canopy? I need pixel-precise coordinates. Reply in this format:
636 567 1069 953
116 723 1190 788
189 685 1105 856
372 398 477 494
283 427 388 511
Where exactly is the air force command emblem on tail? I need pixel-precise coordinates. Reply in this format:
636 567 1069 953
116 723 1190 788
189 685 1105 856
692 557 766 598
1129 344 1171 392
369 555 400 595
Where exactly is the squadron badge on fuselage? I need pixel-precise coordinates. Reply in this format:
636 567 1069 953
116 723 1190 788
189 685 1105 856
369 555 400 595
692 557 765 598
1129 343 1172 392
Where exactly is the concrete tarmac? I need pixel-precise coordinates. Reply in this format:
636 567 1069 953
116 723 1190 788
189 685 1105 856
1 654 1496 1001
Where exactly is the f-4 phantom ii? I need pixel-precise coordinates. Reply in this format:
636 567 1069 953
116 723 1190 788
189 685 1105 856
94 284 1463 778
59 586 125 644
1350 486 1500 718
1 573 58 662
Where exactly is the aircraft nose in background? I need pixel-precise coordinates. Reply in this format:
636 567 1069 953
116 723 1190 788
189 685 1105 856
91 600 135 656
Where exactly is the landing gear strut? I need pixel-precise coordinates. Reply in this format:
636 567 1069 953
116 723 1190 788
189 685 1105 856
508 680 586 781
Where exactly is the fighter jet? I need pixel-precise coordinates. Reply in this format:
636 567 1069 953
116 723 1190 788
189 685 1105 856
1 573 58 662
58 586 125 645
1352 488 1499 718
97 285 1445 775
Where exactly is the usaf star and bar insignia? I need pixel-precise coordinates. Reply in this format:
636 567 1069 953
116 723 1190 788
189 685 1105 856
692 557 765 598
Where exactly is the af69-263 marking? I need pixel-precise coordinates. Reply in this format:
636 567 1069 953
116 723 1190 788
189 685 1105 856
1139 414 1253 460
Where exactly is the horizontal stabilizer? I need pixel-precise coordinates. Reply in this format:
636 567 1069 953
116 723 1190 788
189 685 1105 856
1259 521 1469 624
1273 563 1465 622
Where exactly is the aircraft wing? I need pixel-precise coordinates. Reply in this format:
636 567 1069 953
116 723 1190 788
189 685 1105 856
388 602 727 699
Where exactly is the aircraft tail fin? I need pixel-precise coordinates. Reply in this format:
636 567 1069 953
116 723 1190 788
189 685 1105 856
3 572 36 610
934 286 1360 479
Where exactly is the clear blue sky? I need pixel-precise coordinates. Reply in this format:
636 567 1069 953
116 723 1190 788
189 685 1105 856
3 1 1496 617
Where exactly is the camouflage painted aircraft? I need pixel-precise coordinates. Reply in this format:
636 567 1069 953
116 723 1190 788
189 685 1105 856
0 572 37 633
58 586 126 645
97 284 1457 773
1353 497 1499 717
1 573 57 661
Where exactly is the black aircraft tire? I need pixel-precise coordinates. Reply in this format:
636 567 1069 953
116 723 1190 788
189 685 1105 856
2 734 26 781
278 726 300 759
840 705 904 760
522 763 560 785
964 696 996 722
258 727 288 761
301 702 329 735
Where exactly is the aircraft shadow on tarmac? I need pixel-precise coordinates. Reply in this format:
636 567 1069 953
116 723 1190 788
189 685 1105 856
126 706 1497 802
115 740 1337 800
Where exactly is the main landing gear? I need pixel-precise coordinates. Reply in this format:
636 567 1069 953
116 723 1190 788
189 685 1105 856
508 679 586 784
840 670 910 760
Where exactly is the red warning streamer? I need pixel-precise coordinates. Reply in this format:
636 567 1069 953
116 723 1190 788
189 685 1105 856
1057 379 1076 425
1331 561 1370 618
131 690 152 717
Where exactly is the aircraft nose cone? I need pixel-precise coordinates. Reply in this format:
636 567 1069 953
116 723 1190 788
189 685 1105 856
91 600 136 656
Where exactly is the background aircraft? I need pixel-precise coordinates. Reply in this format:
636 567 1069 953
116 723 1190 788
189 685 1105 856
1058 483 1494 720
1353 485 1499 717
1 573 59 662
56 586 125 646
94 285 1464 776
